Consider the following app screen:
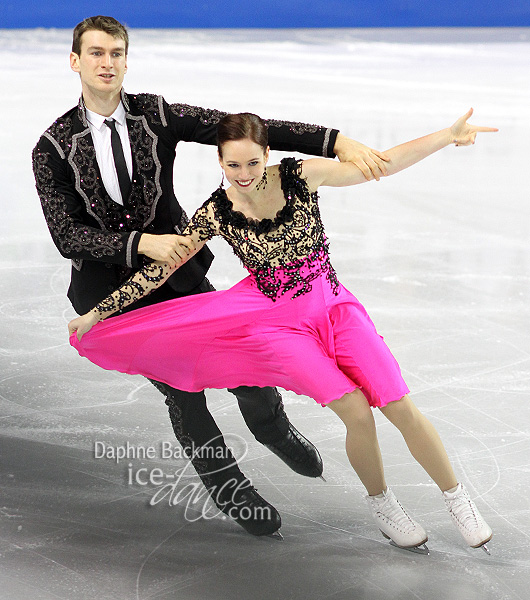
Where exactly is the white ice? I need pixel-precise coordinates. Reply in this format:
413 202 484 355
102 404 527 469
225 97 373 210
0 27 529 600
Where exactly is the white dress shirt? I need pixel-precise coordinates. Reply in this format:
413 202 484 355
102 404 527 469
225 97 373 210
85 103 133 206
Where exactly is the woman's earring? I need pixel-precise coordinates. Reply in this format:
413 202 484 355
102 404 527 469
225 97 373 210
220 171 225 188
256 169 268 191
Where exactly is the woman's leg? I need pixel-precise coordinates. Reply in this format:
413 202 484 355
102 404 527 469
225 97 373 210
379 394 458 492
380 394 492 550
326 388 387 496
327 388 428 548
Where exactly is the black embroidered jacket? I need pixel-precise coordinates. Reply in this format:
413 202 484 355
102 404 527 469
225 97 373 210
33 90 338 314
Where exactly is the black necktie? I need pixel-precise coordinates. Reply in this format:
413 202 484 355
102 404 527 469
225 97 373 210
104 119 131 203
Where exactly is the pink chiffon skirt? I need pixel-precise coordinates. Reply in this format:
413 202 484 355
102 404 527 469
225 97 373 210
70 273 409 407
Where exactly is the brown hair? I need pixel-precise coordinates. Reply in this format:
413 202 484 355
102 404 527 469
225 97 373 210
72 15 129 56
217 113 268 157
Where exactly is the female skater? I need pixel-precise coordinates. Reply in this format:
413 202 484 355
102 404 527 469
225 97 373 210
69 109 496 553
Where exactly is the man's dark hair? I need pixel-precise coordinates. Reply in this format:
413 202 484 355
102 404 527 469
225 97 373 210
72 15 129 56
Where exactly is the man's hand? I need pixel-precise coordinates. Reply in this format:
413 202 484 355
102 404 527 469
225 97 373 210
138 233 196 265
333 133 390 181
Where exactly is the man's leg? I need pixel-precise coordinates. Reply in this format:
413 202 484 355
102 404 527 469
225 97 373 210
189 278 323 479
230 386 324 478
150 379 281 537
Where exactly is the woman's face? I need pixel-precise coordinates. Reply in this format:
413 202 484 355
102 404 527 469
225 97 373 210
218 138 269 194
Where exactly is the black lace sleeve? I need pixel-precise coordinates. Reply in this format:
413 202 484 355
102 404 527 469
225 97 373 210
181 197 220 242
92 261 176 320
89 198 221 321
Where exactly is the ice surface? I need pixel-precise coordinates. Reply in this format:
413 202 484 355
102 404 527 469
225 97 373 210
0 27 529 600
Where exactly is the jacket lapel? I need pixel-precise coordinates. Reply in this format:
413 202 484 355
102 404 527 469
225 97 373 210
68 93 163 233
69 97 140 232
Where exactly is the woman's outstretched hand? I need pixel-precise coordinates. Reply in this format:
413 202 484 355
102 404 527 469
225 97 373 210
450 108 498 146
68 311 99 342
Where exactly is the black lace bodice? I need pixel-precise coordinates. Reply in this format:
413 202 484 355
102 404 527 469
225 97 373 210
184 158 339 301
93 158 339 318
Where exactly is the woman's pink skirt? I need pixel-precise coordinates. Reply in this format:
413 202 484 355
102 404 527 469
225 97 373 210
71 273 409 407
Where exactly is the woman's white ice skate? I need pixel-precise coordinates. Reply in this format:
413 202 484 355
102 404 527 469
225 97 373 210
367 488 429 554
443 483 492 554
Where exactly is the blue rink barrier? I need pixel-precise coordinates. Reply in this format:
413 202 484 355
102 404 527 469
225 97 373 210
1 0 529 28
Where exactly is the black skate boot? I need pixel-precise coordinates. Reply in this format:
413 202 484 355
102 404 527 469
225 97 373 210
265 422 324 479
214 481 282 538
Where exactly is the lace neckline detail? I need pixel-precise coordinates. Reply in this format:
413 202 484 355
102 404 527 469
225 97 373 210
212 158 305 235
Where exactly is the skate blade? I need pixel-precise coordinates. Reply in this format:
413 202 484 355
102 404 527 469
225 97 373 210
472 533 492 555
267 530 284 541
389 540 430 555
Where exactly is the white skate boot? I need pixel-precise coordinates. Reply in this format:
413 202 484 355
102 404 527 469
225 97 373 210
443 483 492 554
366 488 429 554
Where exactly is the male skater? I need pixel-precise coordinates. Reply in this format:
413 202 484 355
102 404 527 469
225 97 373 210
33 16 389 537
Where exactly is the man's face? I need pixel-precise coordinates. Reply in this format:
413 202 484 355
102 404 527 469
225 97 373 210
70 29 127 98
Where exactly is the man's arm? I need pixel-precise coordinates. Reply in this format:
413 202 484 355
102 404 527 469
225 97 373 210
162 97 388 181
32 136 141 268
